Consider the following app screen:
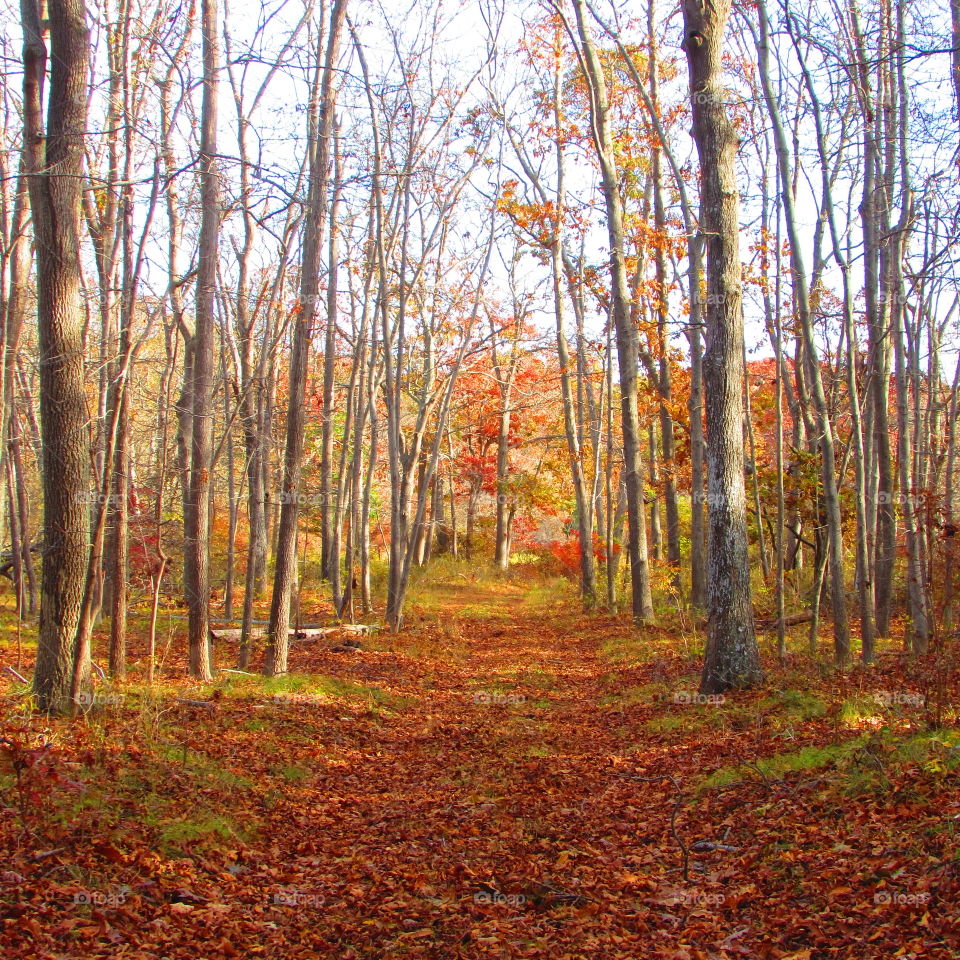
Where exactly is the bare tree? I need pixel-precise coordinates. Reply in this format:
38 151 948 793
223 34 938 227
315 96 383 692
569 0 654 622
264 0 347 676
183 0 222 681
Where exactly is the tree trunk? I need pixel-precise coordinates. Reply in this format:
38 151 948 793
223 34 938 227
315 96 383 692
570 0 653 622
265 0 346 675
22 0 92 712
680 0 761 692
184 0 220 682
755 0 849 665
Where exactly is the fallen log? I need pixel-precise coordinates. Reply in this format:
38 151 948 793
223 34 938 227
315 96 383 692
175 698 216 712
696 611 812 631
755 611 813 631
210 624 375 643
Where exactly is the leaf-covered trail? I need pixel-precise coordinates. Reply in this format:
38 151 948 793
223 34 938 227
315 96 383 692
2 576 958 959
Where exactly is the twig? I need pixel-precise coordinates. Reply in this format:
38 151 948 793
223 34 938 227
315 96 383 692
175 698 216 711
625 773 690 881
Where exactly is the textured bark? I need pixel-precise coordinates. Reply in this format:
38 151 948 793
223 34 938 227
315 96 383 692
786 7 875 660
184 0 220 682
755 0 849 665
849 7 894 638
319 137 342 583
681 0 761 693
571 0 653 622
22 0 91 712
265 0 346 674
3 166 37 617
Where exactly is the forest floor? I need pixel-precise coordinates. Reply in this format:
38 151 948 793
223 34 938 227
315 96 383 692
1 566 959 959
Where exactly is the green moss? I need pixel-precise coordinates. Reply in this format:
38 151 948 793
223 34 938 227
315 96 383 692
276 764 311 783
160 813 238 847
839 695 889 727
759 689 828 722
699 738 868 792
197 672 414 712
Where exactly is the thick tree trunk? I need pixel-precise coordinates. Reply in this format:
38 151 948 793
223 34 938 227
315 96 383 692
319 136 342 583
680 0 761 693
22 0 92 712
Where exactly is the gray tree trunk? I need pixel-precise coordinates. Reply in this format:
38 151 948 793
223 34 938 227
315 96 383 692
184 0 220 682
680 0 762 692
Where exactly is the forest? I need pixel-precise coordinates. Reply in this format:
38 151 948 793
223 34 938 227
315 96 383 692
1 0 959 955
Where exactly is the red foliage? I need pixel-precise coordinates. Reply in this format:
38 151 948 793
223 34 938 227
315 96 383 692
545 531 608 579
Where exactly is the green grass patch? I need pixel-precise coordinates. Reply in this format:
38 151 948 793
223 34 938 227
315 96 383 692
159 813 238 848
699 738 869 793
644 712 726 735
599 629 688 664
759 689 828 722
522 577 575 611
275 763 311 783
599 681 671 707
190 672 414 712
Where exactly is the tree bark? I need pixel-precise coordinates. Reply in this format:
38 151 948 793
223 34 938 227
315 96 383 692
183 0 220 681
680 0 761 692
265 0 346 674
22 0 92 712
570 0 653 622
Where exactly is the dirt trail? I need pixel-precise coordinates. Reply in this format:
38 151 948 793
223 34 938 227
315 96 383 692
197 579 684 958
4 577 957 959
190 581 737 958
